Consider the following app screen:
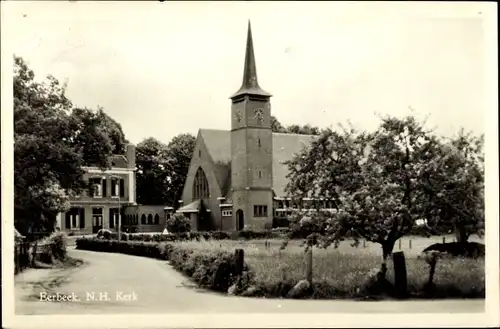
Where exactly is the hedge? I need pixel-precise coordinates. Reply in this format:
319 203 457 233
126 230 286 243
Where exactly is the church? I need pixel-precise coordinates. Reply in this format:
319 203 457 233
175 21 322 232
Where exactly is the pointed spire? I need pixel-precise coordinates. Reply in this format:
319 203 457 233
230 20 272 100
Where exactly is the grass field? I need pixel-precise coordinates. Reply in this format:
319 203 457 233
172 234 485 299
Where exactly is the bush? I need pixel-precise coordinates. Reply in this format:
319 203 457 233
166 214 191 233
422 242 485 258
36 231 68 264
126 230 287 243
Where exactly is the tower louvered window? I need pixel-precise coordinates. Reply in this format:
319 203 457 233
193 167 209 200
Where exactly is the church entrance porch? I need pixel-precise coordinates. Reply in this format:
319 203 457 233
236 209 244 231
176 199 212 231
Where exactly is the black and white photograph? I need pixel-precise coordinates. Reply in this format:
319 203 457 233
1 1 498 328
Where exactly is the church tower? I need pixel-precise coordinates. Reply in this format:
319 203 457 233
230 21 273 231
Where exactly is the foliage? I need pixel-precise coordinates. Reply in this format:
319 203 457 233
284 116 469 276
271 116 320 135
166 214 192 233
163 134 196 208
135 137 170 205
44 231 68 261
70 107 128 167
135 134 195 206
420 129 484 242
125 230 286 242
14 56 127 234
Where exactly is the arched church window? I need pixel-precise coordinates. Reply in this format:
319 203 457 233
147 214 153 224
193 167 209 200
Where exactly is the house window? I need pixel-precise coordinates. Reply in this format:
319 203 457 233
192 167 209 200
253 205 268 217
154 214 160 225
120 178 125 197
89 178 103 198
141 214 146 225
222 209 232 217
258 138 261 147
111 178 120 197
65 207 81 230
258 171 262 178
147 214 153 225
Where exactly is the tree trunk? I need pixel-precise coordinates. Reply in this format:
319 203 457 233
381 240 396 277
455 224 468 243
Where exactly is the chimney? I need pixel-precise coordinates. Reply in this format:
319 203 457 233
126 144 136 169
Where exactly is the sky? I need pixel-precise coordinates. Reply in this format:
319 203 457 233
4 1 492 145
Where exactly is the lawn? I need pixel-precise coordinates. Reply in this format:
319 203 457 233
172 234 485 299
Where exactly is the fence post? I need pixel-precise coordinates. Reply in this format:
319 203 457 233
234 248 244 277
32 240 38 267
392 251 408 298
15 244 20 274
306 245 313 285
363 240 366 248
442 236 446 244
426 254 438 291
409 239 412 249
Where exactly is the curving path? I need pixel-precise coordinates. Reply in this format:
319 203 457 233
15 248 485 315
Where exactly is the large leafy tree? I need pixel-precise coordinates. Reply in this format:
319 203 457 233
14 56 126 233
71 107 128 168
164 133 196 209
135 137 170 205
421 129 485 242
285 116 445 276
135 133 195 208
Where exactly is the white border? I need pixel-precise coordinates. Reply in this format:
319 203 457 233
2 2 499 328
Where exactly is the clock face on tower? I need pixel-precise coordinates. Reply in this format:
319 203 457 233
254 108 264 124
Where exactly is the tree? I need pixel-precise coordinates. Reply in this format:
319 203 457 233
163 133 196 209
285 116 442 276
271 115 286 133
271 116 320 135
13 56 125 233
71 107 129 168
135 133 195 207
135 137 170 205
421 129 484 242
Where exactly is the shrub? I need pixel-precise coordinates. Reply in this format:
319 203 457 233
236 230 281 240
422 242 485 258
39 231 68 262
166 214 191 233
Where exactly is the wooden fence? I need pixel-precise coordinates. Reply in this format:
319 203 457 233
14 241 32 274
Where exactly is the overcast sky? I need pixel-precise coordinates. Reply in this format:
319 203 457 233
5 1 490 145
